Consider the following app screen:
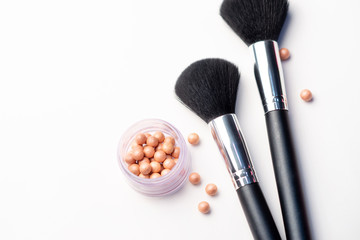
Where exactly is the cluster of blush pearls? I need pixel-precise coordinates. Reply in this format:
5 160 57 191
189 172 218 214
125 132 181 179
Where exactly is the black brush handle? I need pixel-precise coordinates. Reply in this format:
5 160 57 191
265 110 311 240
237 182 281 240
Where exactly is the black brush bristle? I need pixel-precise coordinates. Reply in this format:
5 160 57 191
175 59 240 124
220 0 289 46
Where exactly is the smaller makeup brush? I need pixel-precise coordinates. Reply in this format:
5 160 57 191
175 59 281 240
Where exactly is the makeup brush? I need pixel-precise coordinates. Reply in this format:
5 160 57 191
175 58 281 240
220 1 311 239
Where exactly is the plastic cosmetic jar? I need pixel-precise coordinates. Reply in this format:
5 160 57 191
117 119 191 197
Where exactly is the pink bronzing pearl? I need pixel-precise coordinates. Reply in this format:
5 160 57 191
146 136 159 147
279 48 290 60
188 133 200 145
135 133 147 145
153 131 165 143
300 89 313 102
198 201 210 214
189 172 201 185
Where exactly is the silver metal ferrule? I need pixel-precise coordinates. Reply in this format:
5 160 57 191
209 114 258 189
250 40 288 113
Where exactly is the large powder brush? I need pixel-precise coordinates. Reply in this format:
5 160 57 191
175 59 281 240
220 0 311 239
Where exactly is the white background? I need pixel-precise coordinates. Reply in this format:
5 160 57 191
1 0 360 239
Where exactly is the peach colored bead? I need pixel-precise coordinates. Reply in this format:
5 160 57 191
156 143 163 151
174 158 178 163
139 173 150 179
198 201 210 214
124 152 136 165
163 159 176 170
150 161 162 173
138 157 150 165
150 173 161 179
139 162 152 175
154 150 166 163
143 146 155 158
150 158 156 162
300 89 313 102
162 142 174 154
172 147 180 158
189 172 201 185
280 48 290 60
205 183 218 196
153 131 165 143
135 133 147 145
166 155 173 159
188 133 200 145
128 164 140 176
144 133 151 138
146 136 159 147
131 148 144 161
164 136 175 145
131 141 140 149
161 169 171 176
131 144 143 152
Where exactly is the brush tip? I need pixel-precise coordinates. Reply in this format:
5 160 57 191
220 0 289 46
175 58 240 123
